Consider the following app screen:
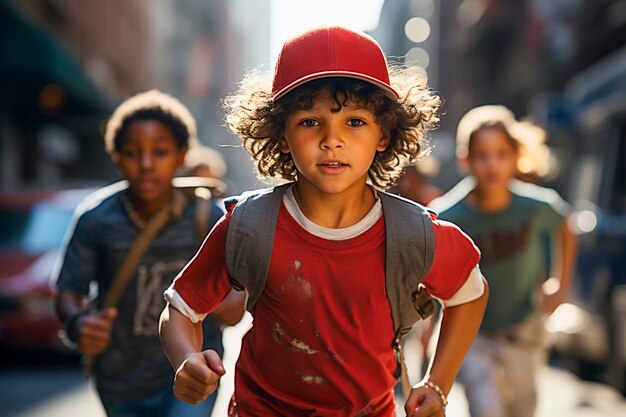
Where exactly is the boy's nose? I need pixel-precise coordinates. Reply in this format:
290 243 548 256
140 152 154 169
320 128 344 150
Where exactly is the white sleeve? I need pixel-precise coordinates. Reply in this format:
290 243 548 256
440 264 485 307
164 286 207 324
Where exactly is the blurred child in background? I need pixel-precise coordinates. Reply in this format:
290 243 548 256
429 104 577 417
390 155 442 206
52 90 244 417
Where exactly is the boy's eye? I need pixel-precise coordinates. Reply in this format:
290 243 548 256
121 149 139 158
347 118 365 127
154 148 170 157
300 119 319 128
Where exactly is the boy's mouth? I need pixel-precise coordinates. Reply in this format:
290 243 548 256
318 161 347 167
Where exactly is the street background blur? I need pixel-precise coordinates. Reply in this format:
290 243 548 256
1 0 625 416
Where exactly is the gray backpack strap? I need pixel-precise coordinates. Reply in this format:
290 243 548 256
379 191 435 336
224 183 291 312
379 191 435 395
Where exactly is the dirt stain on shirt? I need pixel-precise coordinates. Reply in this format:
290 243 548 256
280 273 313 303
272 322 319 354
295 371 327 385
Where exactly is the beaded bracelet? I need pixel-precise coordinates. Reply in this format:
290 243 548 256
422 380 448 408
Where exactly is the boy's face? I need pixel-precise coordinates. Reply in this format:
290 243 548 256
280 92 388 195
466 127 518 191
112 120 187 205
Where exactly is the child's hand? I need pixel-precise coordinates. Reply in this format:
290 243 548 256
173 349 225 404
77 307 118 355
541 277 567 314
404 384 446 417
541 289 567 314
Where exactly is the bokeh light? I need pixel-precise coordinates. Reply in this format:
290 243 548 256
404 17 431 43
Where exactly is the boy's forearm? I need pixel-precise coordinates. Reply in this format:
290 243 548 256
556 220 577 292
159 304 204 369
423 278 489 394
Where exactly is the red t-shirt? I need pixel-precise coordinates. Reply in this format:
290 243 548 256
173 203 480 417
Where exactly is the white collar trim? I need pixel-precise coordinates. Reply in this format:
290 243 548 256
283 185 383 240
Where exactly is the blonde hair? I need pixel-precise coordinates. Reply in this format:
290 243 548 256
456 104 552 178
455 104 517 159
510 120 551 177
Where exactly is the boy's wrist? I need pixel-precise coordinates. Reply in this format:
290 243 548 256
64 310 90 343
414 379 448 409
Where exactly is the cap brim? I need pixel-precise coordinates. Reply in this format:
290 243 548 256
272 71 399 101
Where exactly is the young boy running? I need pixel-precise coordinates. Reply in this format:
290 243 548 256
160 27 489 417
430 105 577 417
52 90 244 417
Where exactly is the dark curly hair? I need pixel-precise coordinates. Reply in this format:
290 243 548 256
104 90 198 153
223 66 440 189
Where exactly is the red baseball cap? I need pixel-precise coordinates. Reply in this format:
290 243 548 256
272 26 399 101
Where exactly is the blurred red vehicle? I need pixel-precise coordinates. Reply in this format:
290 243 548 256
0 186 97 353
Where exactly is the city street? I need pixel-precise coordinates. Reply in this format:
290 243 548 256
1 1 625 417
3 364 626 417
2 317 626 417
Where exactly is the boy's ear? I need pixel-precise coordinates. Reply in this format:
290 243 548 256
376 134 390 152
177 146 189 168
110 151 120 167
279 137 290 153
457 155 470 173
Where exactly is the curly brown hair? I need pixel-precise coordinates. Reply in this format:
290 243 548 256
222 66 440 189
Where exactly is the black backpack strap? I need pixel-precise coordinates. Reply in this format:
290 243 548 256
224 183 292 312
379 191 435 337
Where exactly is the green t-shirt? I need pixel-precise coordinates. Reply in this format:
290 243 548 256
431 178 571 331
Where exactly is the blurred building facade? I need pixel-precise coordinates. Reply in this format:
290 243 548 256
372 0 625 194
3 0 621 195
0 0 270 192
0 0 159 189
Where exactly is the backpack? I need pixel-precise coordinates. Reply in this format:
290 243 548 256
223 183 436 343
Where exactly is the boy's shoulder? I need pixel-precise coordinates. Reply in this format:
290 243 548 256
378 189 437 222
429 177 475 215
223 184 280 212
78 177 226 217
74 181 127 221
510 179 572 218
510 179 561 205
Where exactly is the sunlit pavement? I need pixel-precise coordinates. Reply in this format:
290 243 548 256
215 316 626 417
0 363 106 417
439 367 626 417
2 315 625 417
7 382 104 417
